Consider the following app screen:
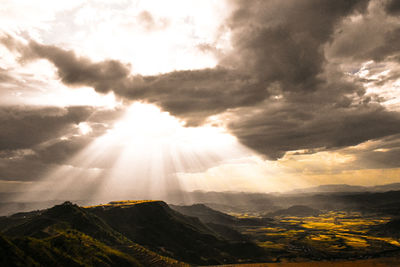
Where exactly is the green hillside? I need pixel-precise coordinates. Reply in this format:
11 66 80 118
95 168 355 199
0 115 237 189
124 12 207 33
1 200 266 266
1 201 187 267
89 200 267 265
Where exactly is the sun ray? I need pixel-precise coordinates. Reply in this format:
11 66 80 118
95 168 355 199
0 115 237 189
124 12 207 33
13 102 253 205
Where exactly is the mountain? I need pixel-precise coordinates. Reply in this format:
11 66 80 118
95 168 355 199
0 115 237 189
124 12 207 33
371 183 400 192
11 230 142 267
169 203 239 225
169 203 247 241
88 200 267 265
0 234 38 267
289 183 400 194
169 203 273 227
267 205 321 217
1 201 187 266
167 191 278 213
1 200 268 266
4 201 128 245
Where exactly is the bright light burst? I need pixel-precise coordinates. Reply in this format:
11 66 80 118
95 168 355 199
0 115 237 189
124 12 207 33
17 102 251 203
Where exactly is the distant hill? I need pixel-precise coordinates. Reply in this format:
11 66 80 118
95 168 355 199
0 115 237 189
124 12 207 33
164 183 400 215
170 203 273 227
289 183 400 194
267 205 321 217
167 191 278 213
169 203 239 225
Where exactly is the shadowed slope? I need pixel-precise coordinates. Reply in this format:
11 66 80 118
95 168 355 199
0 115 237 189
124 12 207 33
89 200 267 265
1 201 186 267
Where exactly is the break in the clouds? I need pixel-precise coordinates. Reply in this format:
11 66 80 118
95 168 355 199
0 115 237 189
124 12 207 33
1 0 400 194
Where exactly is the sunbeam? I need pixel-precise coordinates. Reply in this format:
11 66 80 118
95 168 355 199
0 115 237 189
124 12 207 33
14 102 252 204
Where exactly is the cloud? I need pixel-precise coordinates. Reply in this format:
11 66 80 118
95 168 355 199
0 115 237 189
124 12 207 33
0 105 92 181
4 36 268 125
3 0 400 161
223 0 369 91
0 0 370 122
0 154 49 181
385 0 400 15
226 102 400 159
0 106 94 150
0 105 123 181
326 1 400 63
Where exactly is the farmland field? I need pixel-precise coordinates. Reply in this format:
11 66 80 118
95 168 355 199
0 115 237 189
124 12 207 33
235 211 400 262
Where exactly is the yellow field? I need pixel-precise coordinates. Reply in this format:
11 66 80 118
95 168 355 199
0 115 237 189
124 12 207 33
208 257 400 266
238 211 400 256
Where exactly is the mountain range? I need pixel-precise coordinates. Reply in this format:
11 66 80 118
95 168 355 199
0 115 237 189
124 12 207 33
287 183 400 194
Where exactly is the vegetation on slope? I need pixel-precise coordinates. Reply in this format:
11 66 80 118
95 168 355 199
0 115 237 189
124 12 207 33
1 201 187 267
89 200 267 265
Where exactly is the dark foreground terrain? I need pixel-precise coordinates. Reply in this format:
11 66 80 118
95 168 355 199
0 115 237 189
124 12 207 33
0 200 266 266
1 189 400 266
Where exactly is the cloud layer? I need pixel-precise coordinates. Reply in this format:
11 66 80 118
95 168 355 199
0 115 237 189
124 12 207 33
1 0 400 165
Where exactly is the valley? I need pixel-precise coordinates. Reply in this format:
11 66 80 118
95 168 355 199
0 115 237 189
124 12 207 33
2 189 400 266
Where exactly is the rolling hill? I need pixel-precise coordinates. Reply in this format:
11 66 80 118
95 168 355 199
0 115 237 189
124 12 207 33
88 200 267 265
267 205 321 217
0 201 188 266
0 200 269 266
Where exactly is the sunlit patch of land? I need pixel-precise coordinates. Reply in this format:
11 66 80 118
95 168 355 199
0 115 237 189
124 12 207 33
84 200 161 208
235 211 400 262
207 256 400 266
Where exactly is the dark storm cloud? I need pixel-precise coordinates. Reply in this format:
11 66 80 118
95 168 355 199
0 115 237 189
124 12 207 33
351 135 400 169
223 0 369 92
0 105 123 155
0 155 49 181
1 0 369 123
0 106 94 150
326 10 400 63
0 106 90 181
385 0 400 15
227 102 400 159
29 42 131 94
5 36 268 125
4 0 400 160
0 106 123 181
32 136 92 165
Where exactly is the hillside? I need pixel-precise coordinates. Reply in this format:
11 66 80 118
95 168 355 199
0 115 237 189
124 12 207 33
267 205 321 217
0 234 38 267
169 204 251 241
170 203 274 227
1 201 186 266
169 203 239 225
88 200 267 265
0 200 268 266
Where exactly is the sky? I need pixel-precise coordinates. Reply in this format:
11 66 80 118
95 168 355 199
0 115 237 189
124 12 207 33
1 0 400 202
